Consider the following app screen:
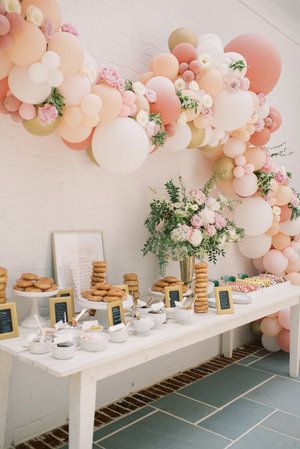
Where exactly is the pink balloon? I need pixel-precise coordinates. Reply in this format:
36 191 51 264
0 14 10 35
263 249 288 275
6 13 25 34
150 92 181 125
261 317 282 337
165 124 176 137
119 104 131 117
232 173 258 197
244 163 254 174
10 111 21 122
130 103 137 116
280 205 292 223
0 33 12 50
283 247 296 261
121 90 136 106
252 257 265 272
233 166 244 178
146 76 176 96
172 43 197 64
182 70 194 82
59 74 91 106
225 33 282 95
278 309 290 330
4 95 21 112
62 130 94 151
286 272 300 285
277 329 290 353
235 155 246 167
0 77 9 102
249 128 271 146
267 106 282 133
18 103 36 120
179 62 189 75
189 60 201 74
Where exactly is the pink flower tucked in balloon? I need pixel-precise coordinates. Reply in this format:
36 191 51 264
41 19 53 43
206 224 216 236
239 77 250 91
258 93 266 105
37 104 58 125
61 23 79 37
225 77 240 92
214 213 226 229
97 66 124 92
189 188 206 205
145 89 157 103
145 121 160 138
201 107 212 119
191 214 203 229
254 118 264 132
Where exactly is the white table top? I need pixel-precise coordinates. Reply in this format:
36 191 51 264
1 285 300 379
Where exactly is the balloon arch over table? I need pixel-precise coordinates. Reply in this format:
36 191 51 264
1 0 299 351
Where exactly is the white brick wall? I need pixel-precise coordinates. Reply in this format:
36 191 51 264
1 0 299 446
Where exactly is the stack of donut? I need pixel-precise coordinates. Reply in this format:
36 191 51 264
194 263 208 313
151 276 188 294
91 261 107 287
82 283 126 302
13 273 58 293
0 267 8 304
123 273 140 301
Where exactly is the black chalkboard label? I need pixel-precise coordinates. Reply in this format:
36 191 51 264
219 290 230 309
112 305 121 326
169 290 180 308
55 302 68 323
60 293 70 298
0 308 13 334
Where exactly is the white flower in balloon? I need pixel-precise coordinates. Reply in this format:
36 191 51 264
188 80 199 91
174 78 186 91
3 0 21 13
202 94 213 108
26 5 44 27
199 207 215 225
197 53 211 68
136 110 149 128
132 82 146 96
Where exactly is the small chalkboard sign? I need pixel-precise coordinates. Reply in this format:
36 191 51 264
107 300 125 327
0 303 19 340
214 286 234 314
164 285 183 308
57 289 75 317
49 296 73 326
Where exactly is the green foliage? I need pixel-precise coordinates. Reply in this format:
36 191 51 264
255 171 274 196
165 179 180 202
47 88 65 116
124 79 133 91
152 130 167 147
268 142 293 158
176 90 199 113
149 113 162 125
229 59 246 72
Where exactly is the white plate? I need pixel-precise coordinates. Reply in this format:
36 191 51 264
12 289 59 298
78 295 133 310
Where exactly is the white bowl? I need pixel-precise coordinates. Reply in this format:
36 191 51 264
132 316 153 335
52 342 75 360
175 307 195 324
109 328 128 343
148 311 166 329
81 333 108 352
55 329 82 346
166 307 177 320
30 340 50 354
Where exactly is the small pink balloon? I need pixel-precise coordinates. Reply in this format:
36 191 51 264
189 60 201 74
277 329 290 353
263 249 288 275
172 42 197 64
18 103 36 120
129 103 137 116
4 95 21 112
232 173 258 197
165 124 176 137
268 106 282 133
119 104 131 117
0 33 12 50
234 155 246 167
6 12 25 34
10 111 22 122
179 63 189 75
283 247 296 261
122 90 136 106
182 70 194 82
280 205 292 223
0 14 10 36
233 166 244 178
244 163 255 174
278 308 290 330
250 127 271 146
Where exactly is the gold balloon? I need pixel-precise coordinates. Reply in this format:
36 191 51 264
22 117 60 136
201 143 223 159
168 27 198 52
87 147 100 166
187 122 205 148
212 156 235 181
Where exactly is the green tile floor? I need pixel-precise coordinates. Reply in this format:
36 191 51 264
31 347 300 449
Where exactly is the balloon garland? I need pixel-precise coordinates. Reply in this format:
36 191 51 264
0 0 299 350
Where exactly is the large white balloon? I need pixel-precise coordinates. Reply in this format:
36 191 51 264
212 90 254 131
261 335 280 352
92 117 149 175
8 65 51 104
280 218 300 236
197 37 224 66
239 234 272 259
164 124 191 153
234 198 273 236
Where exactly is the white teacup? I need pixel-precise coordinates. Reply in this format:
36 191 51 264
51 342 75 359
30 340 50 354
148 310 166 329
109 327 128 343
132 316 153 336
175 307 195 324
81 333 108 352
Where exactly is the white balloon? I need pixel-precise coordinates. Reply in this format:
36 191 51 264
197 39 224 66
42 51 60 71
164 124 191 153
82 53 99 85
224 52 247 77
234 197 273 236
28 62 48 84
280 218 300 236
261 335 280 352
223 138 246 158
199 125 212 147
212 90 254 131
258 103 270 119
8 65 51 104
47 69 63 87
199 33 223 45
92 117 149 175
239 234 272 259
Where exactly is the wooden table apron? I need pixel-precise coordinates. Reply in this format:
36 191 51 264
1 286 300 449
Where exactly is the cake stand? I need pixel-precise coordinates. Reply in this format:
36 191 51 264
12 289 59 329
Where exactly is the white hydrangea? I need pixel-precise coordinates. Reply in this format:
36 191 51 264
133 81 146 96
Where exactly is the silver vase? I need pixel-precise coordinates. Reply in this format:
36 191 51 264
179 256 195 285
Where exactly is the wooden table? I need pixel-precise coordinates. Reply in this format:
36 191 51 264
1 285 300 449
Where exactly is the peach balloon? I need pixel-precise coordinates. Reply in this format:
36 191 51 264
146 76 176 96
0 77 8 102
286 272 300 286
48 32 84 76
252 257 265 272
260 317 282 337
277 329 290 353
0 52 13 80
21 0 62 31
7 22 46 66
196 68 223 97
272 232 291 250
181 89 201 121
268 106 282 133
134 94 150 114
244 147 267 171
57 121 93 143
168 27 198 52
63 106 84 126
139 71 154 84
276 185 292 206
249 128 271 146
286 258 300 274
92 84 122 123
62 130 94 151
59 74 91 106
263 249 288 275
232 173 258 197
172 43 197 64
151 53 179 80
280 205 292 223
270 179 279 194
265 222 280 236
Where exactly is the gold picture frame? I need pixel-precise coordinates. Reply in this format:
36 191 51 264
57 289 75 317
164 285 183 308
214 286 234 314
114 284 129 296
0 303 19 340
107 300 125 327
49 296 74 326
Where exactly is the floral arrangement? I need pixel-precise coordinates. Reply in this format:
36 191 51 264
142 176 244 274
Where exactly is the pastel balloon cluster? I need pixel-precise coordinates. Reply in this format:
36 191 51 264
28 50 63 87
0 89 36 122
251 309 291 353
0 3 25 50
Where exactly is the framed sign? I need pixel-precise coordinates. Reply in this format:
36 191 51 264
107 300 125 327
214 286 234 314
57 289 75 317
49 296 73 326
0 303 19 340
164 285 183 308
114 284 129 296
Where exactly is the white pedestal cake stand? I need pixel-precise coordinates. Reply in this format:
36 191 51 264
12 289 59 329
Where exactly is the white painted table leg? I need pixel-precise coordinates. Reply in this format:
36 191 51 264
290 302 300 378
222 330 233 358
69 370 96 449
0 351 13 449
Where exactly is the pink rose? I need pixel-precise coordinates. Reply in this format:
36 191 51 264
226 78 240 91
97 66 124 92
201 107 212 118
37 104 58 125
206 224 216 236
191 215 203 229
214 213 226 230
189 188 206 205
255 118 265 132
41 20 53 43
61 23 79 37
145 121 160 138
145 89 157 103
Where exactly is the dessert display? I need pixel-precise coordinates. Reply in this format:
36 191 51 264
81 283 126 302
194 262 208 313
13 273 58 292
123 273 140 301
151 276 189 294
0 266 8 304
91 261 107 287
221 274 288 294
